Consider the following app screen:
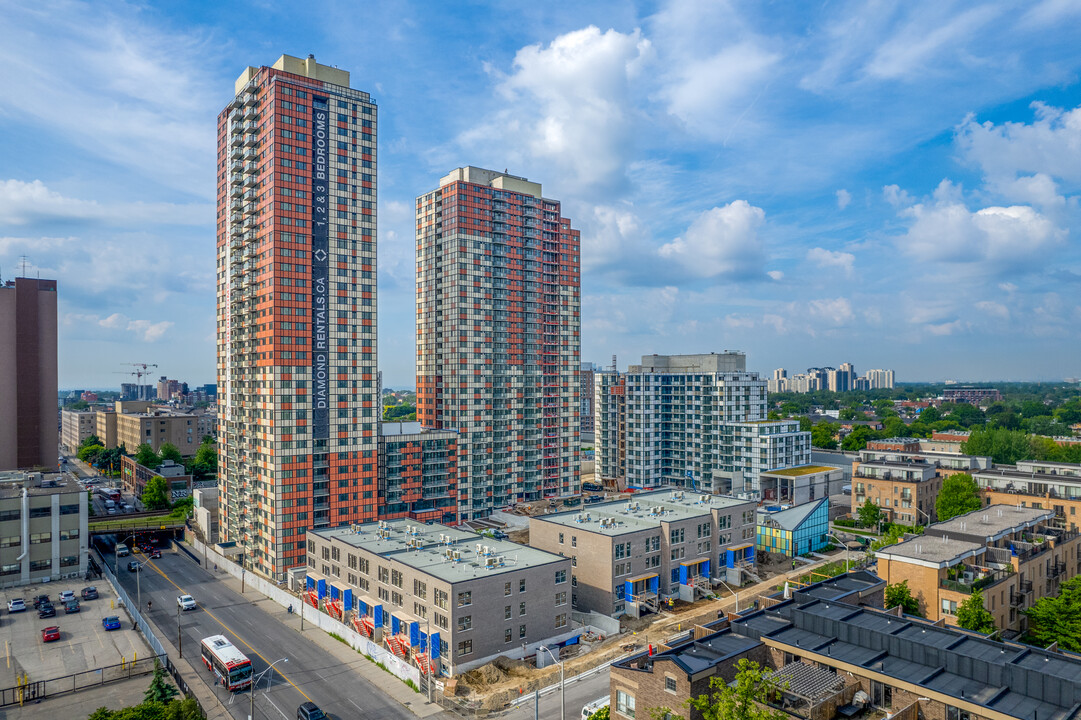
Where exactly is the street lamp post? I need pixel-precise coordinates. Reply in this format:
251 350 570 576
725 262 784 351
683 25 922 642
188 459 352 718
538 646 564 720
134 556 154 612
827 533 852 572
176 602 182 659
249 657 288 720
713 578 740 613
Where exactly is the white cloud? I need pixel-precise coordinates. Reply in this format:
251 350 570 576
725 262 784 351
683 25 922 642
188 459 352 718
974 300 1010 320
459 26 651 196
762 314 787 334
864 6 1000 81
883 184 913 208
836 189 852 210
805 297 855 326
582 205 648 273
957 103 1081 185
926 319 967 336
64 312 173 342
0 179 211 226
658 201 767 279
896 194 1065 268
0 3 218 194
767 270 784 281
806 247 855 276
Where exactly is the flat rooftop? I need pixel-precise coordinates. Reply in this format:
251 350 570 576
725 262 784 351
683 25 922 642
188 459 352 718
924 504 1053 541
533 489 752 536
875 535 985 566
855 459 936 470
311 519 566 583
975 467 1081 482
761 465 837 477
0 472 84 499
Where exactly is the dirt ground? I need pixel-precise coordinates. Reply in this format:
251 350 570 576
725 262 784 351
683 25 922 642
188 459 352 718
453 550 848 710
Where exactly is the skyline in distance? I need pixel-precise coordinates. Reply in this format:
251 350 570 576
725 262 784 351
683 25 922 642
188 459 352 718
2 2 1080 388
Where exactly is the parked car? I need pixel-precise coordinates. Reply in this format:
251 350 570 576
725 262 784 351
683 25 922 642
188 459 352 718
490 530 509 540
81 587 99 601
7 598 26 613
38 603 56 619
297 702 328 720
58 590 76 604
32 594 50 609
102 616 121 631
64 600 80 614
127 561 141 572
41 626 60 643
150 549 162 559
177 595 196 611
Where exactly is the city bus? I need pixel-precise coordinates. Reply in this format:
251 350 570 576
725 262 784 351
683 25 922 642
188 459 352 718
96 487 121 503
200 635 253 691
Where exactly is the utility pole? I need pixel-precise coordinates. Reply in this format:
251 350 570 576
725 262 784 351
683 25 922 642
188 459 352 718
177 602 182 658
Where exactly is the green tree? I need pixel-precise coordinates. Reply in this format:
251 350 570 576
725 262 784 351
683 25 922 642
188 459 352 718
194 440 217 469
135 443 161 469
688 659 788 720
935 473 981 521
962 427 1033 464
945 402 986 427
956 590 996 634
857 500 882 529
811 422 839 449
882 416 909 438
871 523 922 551
144 660 178 704
919 406 941 424
79 434 103 450
884 580 921 616
797 416 812 432
842 425 874 451
77 444 105 464
158 443 183 464
588 706 611 720
1026 576 1081 651
142 476 171 511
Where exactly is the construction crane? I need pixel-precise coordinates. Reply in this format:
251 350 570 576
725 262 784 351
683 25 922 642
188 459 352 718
121 363 158 401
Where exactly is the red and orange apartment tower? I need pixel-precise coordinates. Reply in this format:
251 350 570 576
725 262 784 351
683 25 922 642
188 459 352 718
215 55 378 579
416 167 581 521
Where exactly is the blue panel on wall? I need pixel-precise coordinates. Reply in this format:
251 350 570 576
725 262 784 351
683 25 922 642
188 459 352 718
316 578 326 598
391 615 400 635
649 576 659 594
702 559 710 578
343 589 353 612
431 632 440 658
409 622 420 647
330 584 340 601
374 604 383 628
679 565 688 585
306 576 315 590
624 580 632 600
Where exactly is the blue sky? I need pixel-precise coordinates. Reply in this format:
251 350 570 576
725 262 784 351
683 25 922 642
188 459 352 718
2 0 1080 389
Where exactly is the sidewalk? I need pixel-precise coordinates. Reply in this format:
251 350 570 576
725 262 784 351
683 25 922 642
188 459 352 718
208 568 449 719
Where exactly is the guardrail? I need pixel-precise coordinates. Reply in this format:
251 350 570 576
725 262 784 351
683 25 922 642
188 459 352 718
0 654 167 708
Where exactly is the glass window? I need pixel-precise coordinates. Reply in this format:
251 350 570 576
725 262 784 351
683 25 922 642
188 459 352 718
617 690 636 718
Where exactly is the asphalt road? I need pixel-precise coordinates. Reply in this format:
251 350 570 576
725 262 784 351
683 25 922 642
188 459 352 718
107 548 421 720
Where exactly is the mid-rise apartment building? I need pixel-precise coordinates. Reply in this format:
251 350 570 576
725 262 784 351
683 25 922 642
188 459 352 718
305 520 573 675
596 354 810 494
0 278 58 470
416 167 581 519
943 386 1002 405
61 409 98 453
377 422 458 525
116 410 201 455
529 490 758 617
0 471 88 583
120 456 193 502
859 445 992 476
580 362 597 441
611 570 1079 720
758 465 845 505
975 460 1081 530
216 54 379 579
876 505 1081 635
852 459 941 526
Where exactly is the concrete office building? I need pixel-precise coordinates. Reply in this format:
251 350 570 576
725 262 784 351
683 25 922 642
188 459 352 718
595 354 811 495
611 570 1080 720
61 409 99 453
0 470 88 584
116 409 201 456
0 278 58 470
216 54 379 579
416 167 581 519
529 489 758 617
876 505 1080 635
305 520 573 675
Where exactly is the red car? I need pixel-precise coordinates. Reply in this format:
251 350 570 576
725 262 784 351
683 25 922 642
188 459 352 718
41 626 60 642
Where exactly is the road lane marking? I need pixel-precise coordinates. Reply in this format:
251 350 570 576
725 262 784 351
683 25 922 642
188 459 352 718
143 559 313 703
264 693 290 720
5 640 8 668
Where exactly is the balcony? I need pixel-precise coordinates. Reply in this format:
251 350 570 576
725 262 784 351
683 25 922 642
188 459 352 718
1010 591 1026 607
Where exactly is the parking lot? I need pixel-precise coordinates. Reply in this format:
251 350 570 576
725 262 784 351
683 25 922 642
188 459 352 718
0 580 153 689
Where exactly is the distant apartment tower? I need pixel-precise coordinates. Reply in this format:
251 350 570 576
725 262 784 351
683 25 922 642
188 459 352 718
865 368 895 389
828 362 855 392
0 278 58 470
416 167 581 520
216 54 379 579
580 362 597 441
595 353 810 495
156 376 181 401
767 368 787 393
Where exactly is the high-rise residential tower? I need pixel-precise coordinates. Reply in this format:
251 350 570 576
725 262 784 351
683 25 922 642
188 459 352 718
216 55 378 579
416 167 581 521
0 278 58 470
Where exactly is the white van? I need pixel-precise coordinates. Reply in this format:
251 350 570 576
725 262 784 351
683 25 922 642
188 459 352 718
115 544 130 557
581 696 609 720
104 499 116 510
